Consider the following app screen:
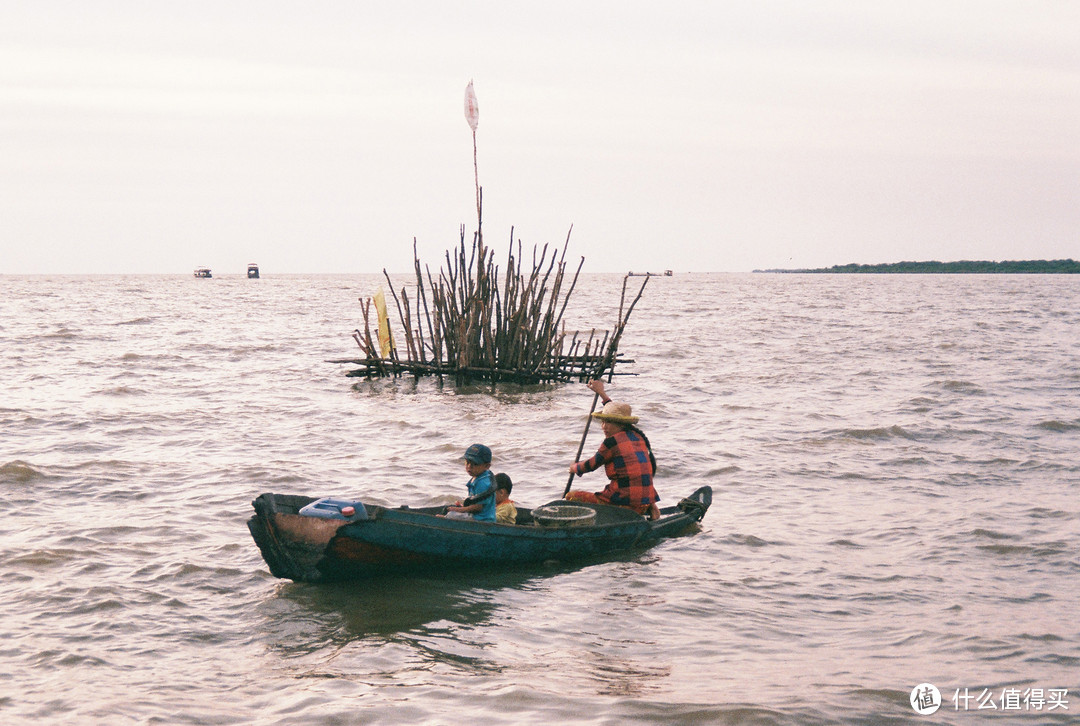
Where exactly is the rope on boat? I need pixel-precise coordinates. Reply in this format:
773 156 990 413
676 496 708 520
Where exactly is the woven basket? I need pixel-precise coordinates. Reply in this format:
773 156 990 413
533 504 596 528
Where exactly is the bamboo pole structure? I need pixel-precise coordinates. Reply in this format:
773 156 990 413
342 228 647 385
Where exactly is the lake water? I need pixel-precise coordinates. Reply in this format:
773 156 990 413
1 272 1077 725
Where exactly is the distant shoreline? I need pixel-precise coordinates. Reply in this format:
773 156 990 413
756 259 1079 274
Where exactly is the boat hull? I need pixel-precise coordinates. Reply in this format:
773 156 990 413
248 487 711 582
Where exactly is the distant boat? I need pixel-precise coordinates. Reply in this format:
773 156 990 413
247 263 260 279
194 268 212 278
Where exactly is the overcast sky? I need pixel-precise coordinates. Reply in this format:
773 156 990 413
2 1 1078 274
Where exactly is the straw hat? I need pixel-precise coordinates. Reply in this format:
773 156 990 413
591 401 639 425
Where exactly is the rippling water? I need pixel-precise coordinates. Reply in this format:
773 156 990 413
1 272 1078 725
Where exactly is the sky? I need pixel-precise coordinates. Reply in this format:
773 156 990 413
2 1 1078 274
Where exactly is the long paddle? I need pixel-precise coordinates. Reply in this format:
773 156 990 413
563 391 601 496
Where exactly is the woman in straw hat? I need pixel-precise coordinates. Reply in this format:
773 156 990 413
566 380 661 520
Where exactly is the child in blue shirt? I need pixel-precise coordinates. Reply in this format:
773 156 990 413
444 443 497 522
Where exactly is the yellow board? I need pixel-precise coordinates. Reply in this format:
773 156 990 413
373 287 394 358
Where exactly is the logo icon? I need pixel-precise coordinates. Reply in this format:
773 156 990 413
911 683 941 715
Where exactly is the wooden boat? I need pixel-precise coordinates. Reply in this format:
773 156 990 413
248 486 712 582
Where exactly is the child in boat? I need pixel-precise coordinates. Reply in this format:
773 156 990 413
494 473 517 524
444 443 498 522
566 379 661 520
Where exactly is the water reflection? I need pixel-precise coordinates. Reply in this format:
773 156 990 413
256 568 546 651
252 560 681 699
583 646 671 697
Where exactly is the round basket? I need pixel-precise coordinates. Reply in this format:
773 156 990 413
533 503 596 528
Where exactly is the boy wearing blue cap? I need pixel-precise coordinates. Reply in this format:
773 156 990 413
444 443 497 522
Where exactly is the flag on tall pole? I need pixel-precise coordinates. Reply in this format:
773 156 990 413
464 80 481 228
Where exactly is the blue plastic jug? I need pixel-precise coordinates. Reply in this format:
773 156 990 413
298 497 367 521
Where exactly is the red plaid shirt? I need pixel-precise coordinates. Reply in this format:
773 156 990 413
572 429 658 509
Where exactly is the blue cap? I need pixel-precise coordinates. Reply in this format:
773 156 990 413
462 443 492 464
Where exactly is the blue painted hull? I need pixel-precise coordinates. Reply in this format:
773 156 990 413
248 487 712 582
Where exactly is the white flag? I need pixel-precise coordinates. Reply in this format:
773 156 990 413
464 80 479 131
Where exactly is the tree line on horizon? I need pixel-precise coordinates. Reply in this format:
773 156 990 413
760 259 1079 274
